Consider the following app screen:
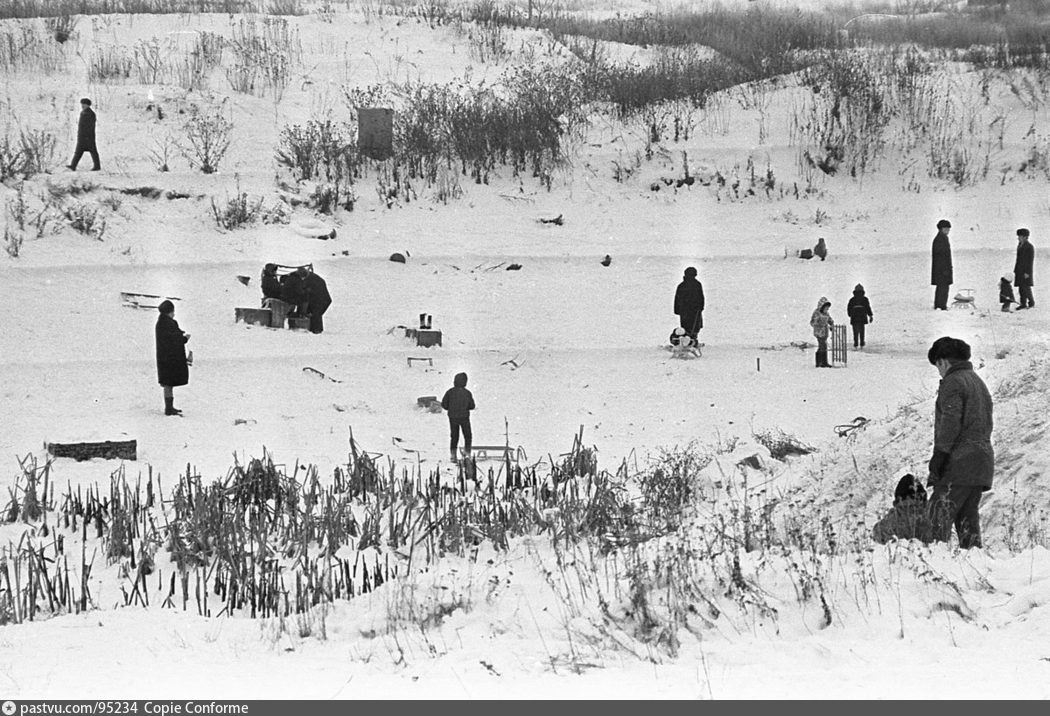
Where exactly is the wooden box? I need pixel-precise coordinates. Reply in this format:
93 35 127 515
416 329 442 347
288 317 311 331
235 307 272 327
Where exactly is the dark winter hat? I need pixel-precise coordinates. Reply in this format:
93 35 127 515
453 372 468 387
893 474 926 505
263 263 277 274
936 219 951 229
927 336 971 365
158 300 174 314
1017 228 1030 237
684 266 697 277
853 283 864 294
80 98 91 106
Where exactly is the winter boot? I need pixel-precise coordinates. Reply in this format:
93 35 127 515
164 397 182 416
817 350 830 367
815 351 821 368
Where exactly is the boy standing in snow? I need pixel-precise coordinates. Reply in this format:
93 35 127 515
999 273 1016 312
846 284 873 348
441 372 475 461
809 296 834 367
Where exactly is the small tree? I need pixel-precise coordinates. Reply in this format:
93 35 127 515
179 104 232 174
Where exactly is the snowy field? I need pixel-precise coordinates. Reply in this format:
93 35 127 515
2 0 1050 700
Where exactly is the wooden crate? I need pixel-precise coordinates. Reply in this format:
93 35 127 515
416 329 442 347
288 316 311 331
235 307 272 326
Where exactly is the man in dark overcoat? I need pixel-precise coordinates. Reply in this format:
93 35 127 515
931 219 953 310
1014 227 1035 309
302 269 332 334
155 300 190 416
674 266 705 341
926 336 994 549
67 98 100 171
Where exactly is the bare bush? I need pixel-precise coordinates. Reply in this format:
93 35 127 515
61 201 106 240
178 104 232 174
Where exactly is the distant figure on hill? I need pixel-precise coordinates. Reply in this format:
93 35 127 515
872 474 932 544
155 300 190 416
931 219 953 310
301 268 332 334
846 284 873 348
999 272 1016 312
673 266 705 342
1014 228 1035 309
809 296 834 368
67 98 100 172
926 336 994 549
441 372 476 462
813 237 827 261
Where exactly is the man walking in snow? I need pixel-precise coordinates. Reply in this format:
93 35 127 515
1014 228 1035 310
926 336 994 549
67 97 100 172
931 219 953 310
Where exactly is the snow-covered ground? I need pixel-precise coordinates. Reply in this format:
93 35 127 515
2 0 1050 700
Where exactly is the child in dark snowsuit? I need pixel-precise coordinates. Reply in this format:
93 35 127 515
999 273 1016 312
846 284 874 348
872 474 933 544
441 372 476 461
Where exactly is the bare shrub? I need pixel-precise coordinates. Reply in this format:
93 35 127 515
752 427 814 461
43 14 78 44
211 186 263 230
638 443 713 533
87 45 133 83
178 103 232 174
61 200 106 240
0 125 55 181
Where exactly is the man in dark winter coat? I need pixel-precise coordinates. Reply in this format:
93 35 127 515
67 98 100 171
155 300 190 416
302 269 332 334
1014 228 1035 309
926 336 994 549
280 268 309 317
441 372 476 462
261 264 282 301
674 267 705 341
846 284 874 348
931 219 953 310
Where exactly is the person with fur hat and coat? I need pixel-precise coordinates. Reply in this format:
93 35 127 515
810 296 834 367
155 300 190 416
1014 227 1035 309
673 267 705 341
441 372 476 462
846 284 874 348
872 474 933 544
931 219 953 310
926 336 994 549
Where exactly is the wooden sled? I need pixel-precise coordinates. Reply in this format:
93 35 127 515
121 292 181 309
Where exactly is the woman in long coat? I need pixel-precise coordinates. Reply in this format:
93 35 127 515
155 299 190 416
673 267 705 340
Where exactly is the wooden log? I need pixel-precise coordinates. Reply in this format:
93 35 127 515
46 440 136 462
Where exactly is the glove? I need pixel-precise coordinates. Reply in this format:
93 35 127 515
927 451 949 485
868 316 873 323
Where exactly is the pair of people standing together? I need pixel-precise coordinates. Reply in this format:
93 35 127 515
932 219 1035 310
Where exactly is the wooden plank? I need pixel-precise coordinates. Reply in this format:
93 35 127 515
46 440 136 461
